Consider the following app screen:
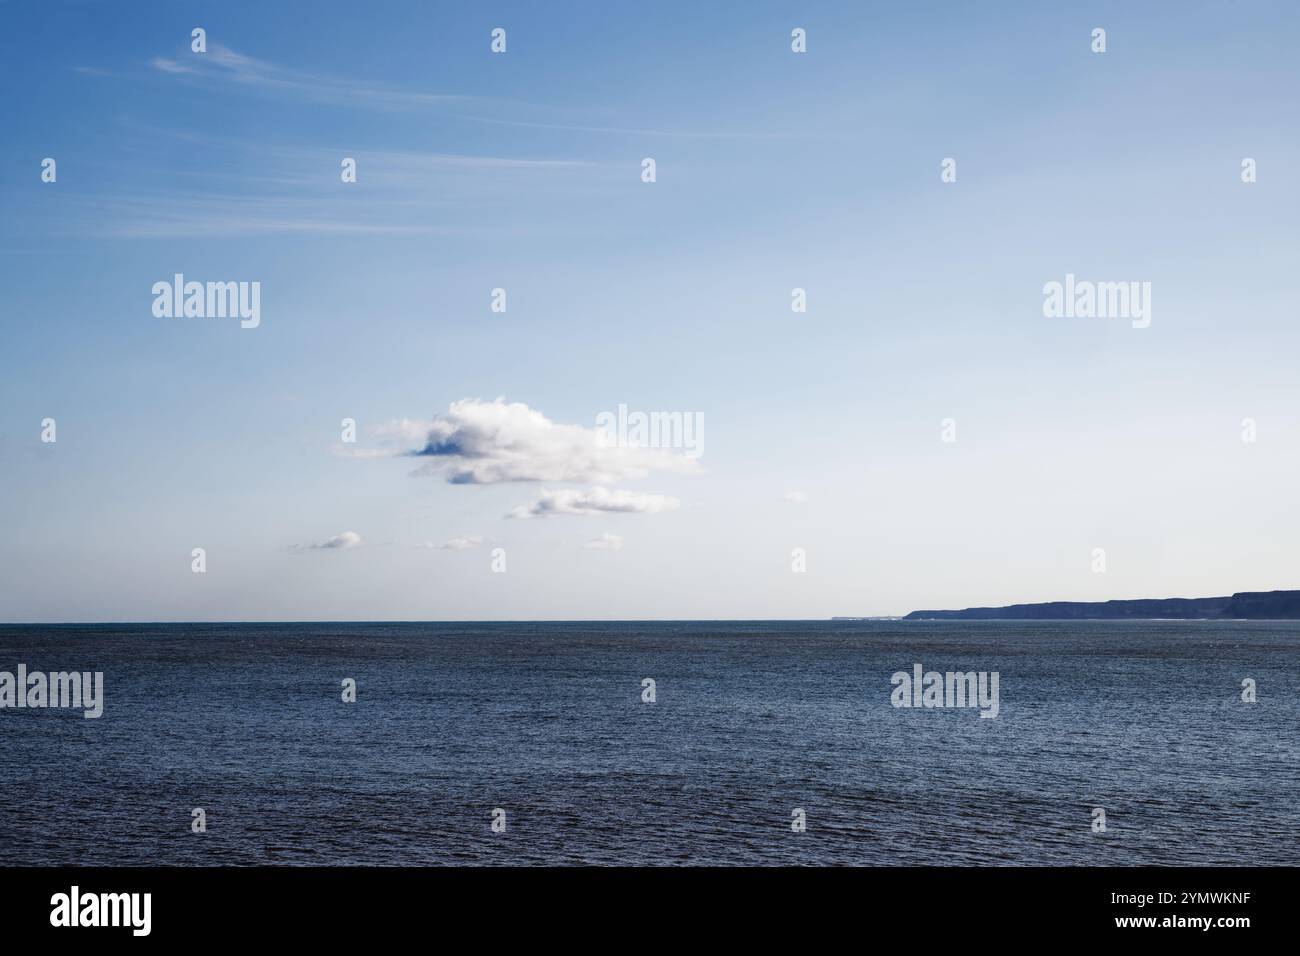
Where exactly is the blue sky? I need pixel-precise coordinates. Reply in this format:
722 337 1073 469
1 1 1298 621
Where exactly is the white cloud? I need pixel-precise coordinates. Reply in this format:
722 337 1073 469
376 398 699 485
300 531 363 551
509 487 679 519
784 490 808 503
584 533 624 550
420 536 484 551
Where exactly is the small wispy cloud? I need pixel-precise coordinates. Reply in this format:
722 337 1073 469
784 490 808 503
295 531 363 551
584 533 624 550
419 536 484 551
151 44 466 111
509 488 679 519
149 57 196 75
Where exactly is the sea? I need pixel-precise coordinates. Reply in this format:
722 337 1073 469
1 620 1296 866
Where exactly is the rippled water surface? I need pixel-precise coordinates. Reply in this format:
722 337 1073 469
1 621 1296 865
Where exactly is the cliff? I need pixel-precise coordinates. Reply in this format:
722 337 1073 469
903 590 1300 621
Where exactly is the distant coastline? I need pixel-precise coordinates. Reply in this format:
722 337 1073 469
899 589 1300 621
